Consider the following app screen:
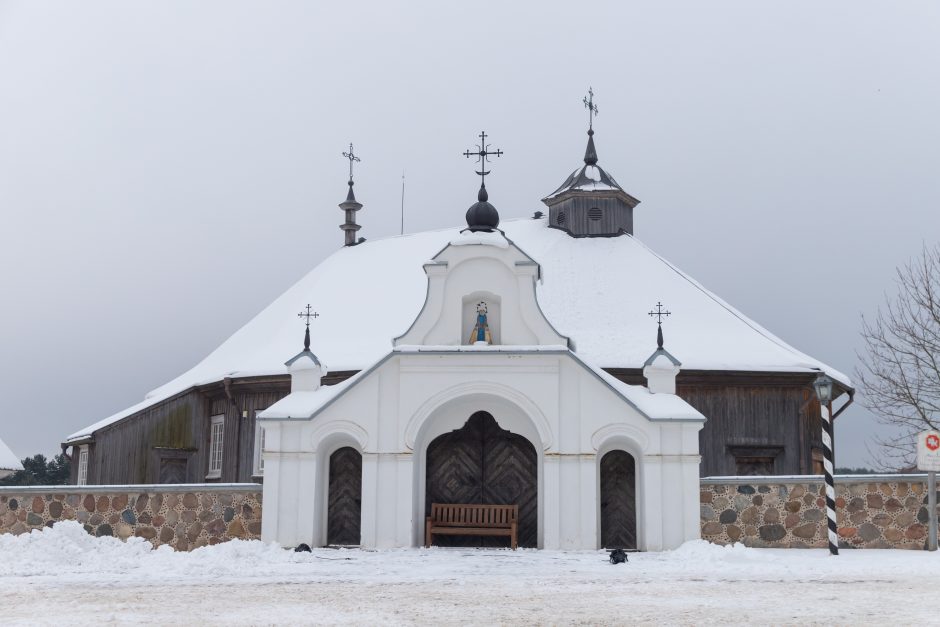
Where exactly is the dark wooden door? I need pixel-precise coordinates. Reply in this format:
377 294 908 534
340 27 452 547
327 447 362 546
426 412 538 547
600 450 637 549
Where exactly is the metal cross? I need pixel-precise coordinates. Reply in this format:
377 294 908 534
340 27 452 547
342 143 361 180
298 304 319 351
463 131 503 188
648 301 671 349
583 87 598 130
298 304 319 327
648 301 671 325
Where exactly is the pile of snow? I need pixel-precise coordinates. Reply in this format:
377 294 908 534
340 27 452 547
662 538 772 564
4 521 939 585
5 523 940 626
0 522 316 580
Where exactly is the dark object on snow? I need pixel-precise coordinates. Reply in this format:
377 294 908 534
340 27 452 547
608 548 628 564
294 543 312 553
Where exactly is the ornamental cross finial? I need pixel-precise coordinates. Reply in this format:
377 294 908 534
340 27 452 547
583 87 598 130
463 131 503 189
298 304 319 350
342 143 360 181
648 301 671 349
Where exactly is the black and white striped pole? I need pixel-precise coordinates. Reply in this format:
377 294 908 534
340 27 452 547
813 373 838 556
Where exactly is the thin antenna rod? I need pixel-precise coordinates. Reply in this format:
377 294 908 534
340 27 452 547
400 171 405 235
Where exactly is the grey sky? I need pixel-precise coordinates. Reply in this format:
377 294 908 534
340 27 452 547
1 1 938 468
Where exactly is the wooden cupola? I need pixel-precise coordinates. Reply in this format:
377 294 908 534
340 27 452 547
541 128 640 238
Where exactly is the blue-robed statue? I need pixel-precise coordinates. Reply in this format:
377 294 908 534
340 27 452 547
469 301 493 345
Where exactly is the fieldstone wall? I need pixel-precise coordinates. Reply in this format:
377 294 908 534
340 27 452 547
0 484 262 550
701 475 939 549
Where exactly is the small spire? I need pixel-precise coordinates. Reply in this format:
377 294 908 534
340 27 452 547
584 130 598 166
339 143 364 247
648 301 671 348
297 304 319 351
583 87 599 166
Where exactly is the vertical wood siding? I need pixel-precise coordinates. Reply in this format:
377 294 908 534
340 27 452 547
678 384 807 477
74 370 836 484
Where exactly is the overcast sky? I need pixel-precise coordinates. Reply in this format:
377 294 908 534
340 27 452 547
1 1 938 468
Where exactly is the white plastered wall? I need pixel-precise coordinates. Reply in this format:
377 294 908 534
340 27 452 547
395 241 567 347
261 352 703 551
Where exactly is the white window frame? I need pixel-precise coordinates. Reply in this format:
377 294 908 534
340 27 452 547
252 418 266 477
76 446 88 486
207 414 225 479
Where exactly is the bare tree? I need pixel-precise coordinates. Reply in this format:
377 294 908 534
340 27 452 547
856 243 940 470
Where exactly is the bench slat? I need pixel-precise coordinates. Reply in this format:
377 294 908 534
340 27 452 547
426 503 519 549
429 527 513 537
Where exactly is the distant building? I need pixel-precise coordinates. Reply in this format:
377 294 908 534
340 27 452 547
0 436 22 481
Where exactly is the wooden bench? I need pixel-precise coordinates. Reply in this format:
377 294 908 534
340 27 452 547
426 503 518 549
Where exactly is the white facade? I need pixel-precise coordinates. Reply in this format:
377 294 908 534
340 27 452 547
259 230 705 551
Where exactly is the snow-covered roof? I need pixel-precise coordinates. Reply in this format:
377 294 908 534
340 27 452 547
543 162 629 199
67 216 850 442
259 347 705 423
0 436 22 471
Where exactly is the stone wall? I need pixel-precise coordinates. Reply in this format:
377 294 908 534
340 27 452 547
0 484 262 550
701 475 939 549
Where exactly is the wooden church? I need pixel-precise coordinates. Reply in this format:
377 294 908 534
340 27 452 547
63 100 852 550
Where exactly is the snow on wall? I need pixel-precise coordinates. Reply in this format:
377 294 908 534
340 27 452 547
68 217 850 441
0 486 262 549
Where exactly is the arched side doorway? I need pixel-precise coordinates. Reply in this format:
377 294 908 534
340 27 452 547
327 446 362 546
425 411 538 547
600 449 637 549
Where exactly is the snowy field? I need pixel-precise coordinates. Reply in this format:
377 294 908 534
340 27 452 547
2 523 939 626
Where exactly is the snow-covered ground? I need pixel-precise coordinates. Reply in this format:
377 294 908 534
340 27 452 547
2 522 939 625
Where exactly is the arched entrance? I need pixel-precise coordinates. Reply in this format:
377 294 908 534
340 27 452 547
600 449 637 549
326 446 362 546
425 411 538 547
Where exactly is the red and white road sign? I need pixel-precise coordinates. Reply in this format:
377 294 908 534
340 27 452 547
917 430 940 471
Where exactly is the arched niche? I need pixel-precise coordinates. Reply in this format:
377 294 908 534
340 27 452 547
409 392 546 548
425 411 538 548
594 433 645 551
313 430 365 547
462 292 501 345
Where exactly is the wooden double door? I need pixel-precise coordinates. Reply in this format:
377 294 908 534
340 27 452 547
425 412 538 548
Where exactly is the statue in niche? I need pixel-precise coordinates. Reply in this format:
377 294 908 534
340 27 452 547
468 301 493 345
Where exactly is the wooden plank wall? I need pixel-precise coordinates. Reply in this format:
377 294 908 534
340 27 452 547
214 386 290 483
75 368 834 484
82 389 208 485
74 372 360 485
549 197 633 237
678 384 806 477
607 369 824 477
